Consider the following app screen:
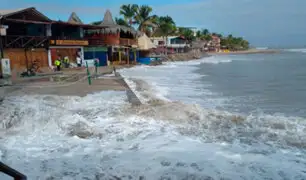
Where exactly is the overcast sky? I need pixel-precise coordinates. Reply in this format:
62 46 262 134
2 0 306 47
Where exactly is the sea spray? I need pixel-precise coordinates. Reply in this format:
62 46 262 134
0 90 306 179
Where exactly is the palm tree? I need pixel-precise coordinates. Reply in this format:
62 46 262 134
182 29 195 43
119 4 138 26
202 29 210 35
196 30 202 38
115 17 130 27
134 5 158 34
158 16 176 55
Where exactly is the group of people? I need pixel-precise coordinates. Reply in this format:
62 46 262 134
54 55 70 71
54 51 83 71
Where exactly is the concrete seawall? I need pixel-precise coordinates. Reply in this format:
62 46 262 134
115 72 142 106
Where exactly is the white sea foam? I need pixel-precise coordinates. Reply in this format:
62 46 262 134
1 56 306 179
285 48 306 53
1 91 306 179
119 56 228 108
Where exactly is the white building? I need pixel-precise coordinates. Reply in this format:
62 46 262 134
150 36 188 53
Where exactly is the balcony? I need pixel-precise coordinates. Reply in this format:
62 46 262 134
87 36 119 46
167 44 187 48
2 35 49 48
119 38 137 46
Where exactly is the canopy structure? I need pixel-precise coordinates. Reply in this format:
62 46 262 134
67 12 83 24
98 10 140 37
138 33 156 50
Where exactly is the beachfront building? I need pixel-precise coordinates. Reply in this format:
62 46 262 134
137 33 157 64
49 12 89 68
207 35 221 52
0 7 52 75
151 36 188 54
84 10 139 66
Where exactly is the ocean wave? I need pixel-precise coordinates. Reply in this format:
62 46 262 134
1 89 306 179
0 91 306 179
285 48 306 53
162 56 233 66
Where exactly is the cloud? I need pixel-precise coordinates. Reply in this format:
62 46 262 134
154 0 306 47
2 0 306 47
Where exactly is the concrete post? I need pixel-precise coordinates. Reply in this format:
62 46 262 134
47 49 52 68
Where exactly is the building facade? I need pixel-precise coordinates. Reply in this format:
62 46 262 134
84 10 139 66
151 36 188 54
0 7 52 75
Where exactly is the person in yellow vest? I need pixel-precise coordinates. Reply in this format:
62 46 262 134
63 56 70 68
54 57 61 71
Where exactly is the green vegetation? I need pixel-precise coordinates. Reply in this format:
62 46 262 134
179 28 195 42
196 29 249 50
220 34 249 50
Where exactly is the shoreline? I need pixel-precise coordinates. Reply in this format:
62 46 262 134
208 49 280 55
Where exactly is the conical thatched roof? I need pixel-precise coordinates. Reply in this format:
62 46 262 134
100 10 116 26
68 12 82 24
85 9 142 37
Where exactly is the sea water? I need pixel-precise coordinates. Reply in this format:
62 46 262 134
0 50 306 179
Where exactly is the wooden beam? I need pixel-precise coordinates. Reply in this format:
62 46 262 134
5 36 22 47
22 37 34 47
5 18 51 24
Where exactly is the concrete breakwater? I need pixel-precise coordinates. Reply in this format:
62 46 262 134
115 72 142 106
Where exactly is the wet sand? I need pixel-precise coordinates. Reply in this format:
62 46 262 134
1 77 127 98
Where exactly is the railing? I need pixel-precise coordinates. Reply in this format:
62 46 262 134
119 38 137 46
0 162 27 180
87 38 107 46
2 35 49 48
167 44 187 48
86 36 120 46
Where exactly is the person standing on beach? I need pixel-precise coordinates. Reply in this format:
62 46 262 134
76 49 83 66
76 56 81 67
63 56 70 68
54 58 61 71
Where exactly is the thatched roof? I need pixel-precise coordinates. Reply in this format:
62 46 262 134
100 10 116 26
138 33 156 50
96 9 141 37
68 12 83 24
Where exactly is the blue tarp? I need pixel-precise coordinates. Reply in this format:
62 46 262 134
137 57 151 65
84 51 107 66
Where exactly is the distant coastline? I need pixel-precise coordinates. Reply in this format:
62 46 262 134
208 49 280 55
